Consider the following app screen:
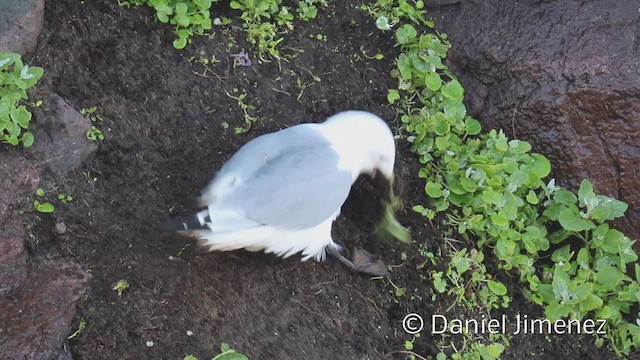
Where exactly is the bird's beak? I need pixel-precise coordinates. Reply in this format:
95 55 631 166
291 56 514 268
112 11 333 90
386 173 396 203
372 171 400 206
386 173 405 210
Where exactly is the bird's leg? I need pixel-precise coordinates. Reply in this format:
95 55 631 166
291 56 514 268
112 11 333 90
327 244 388 276
327 245 359 270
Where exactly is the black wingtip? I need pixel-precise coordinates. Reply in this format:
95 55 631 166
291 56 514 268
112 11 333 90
159 216 208 232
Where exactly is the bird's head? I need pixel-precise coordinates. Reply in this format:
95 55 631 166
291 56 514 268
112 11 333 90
371 151 397 204
322 110 410 244
321 110 397 200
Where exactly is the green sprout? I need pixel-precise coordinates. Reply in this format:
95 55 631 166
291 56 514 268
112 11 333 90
226 90 260 134
67 318 86 339
34 188 55 213
184 342 249 360
112 279 130 296
81 106 105 141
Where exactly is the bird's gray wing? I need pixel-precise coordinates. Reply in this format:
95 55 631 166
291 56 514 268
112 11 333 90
213 145 353 230
200 124 329 204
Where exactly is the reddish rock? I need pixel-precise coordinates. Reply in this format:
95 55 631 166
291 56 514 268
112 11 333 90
0 155 40 295
429 0 640 240
0 0 45 54
0 1 48 260
0 260 91 360
0 219 28 295
0 91 97 358
0 156 39 222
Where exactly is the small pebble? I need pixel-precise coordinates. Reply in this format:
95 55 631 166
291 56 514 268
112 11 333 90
146 341 154 347
55 222 66 235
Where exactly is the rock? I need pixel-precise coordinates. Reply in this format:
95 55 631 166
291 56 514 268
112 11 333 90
429 0 640 240
0 90 97 357
0 218 28 295
0 0 45 54
0 153 40 295
28 92 98 178
1 2 94 356
55 221 67 235
0 260 91 360
0 153 40 221
0 90 96 293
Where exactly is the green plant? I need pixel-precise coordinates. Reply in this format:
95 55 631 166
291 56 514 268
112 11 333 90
0 53 44 147
226 89 260 134
188 54 221 66
34 188 55 213
297 0 326 21
32 189 74 212
398 335 423 360
367 0 639 357
444 341 506 360
112 279 129 296
184 343 249 360
229 0 288 59
57 193 73 204
363 0 640 356
531 179 640 355
81 106 105 141
430 248 510 312
229 0 327 59
387 278 407 303
310 33 327 42
80 106 100 119
123 0 217 49
361 50 384 60
291 66 321 100
123 0 326 56
86 126 104 141
67 318 86 339
362 0 432 31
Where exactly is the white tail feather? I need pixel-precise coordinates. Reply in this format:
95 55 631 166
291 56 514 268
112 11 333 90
182 217 336 262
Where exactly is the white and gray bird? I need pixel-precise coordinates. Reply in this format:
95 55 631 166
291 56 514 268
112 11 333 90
163 110 397 274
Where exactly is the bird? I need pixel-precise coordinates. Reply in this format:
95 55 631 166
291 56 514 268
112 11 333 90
162 110 398 274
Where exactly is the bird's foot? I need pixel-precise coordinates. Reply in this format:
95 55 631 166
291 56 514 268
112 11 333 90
327 245 388 276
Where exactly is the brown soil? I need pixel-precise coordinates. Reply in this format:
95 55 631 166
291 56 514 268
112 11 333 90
24 1 619 359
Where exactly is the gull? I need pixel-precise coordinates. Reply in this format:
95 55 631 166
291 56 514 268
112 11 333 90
163 110 398 274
